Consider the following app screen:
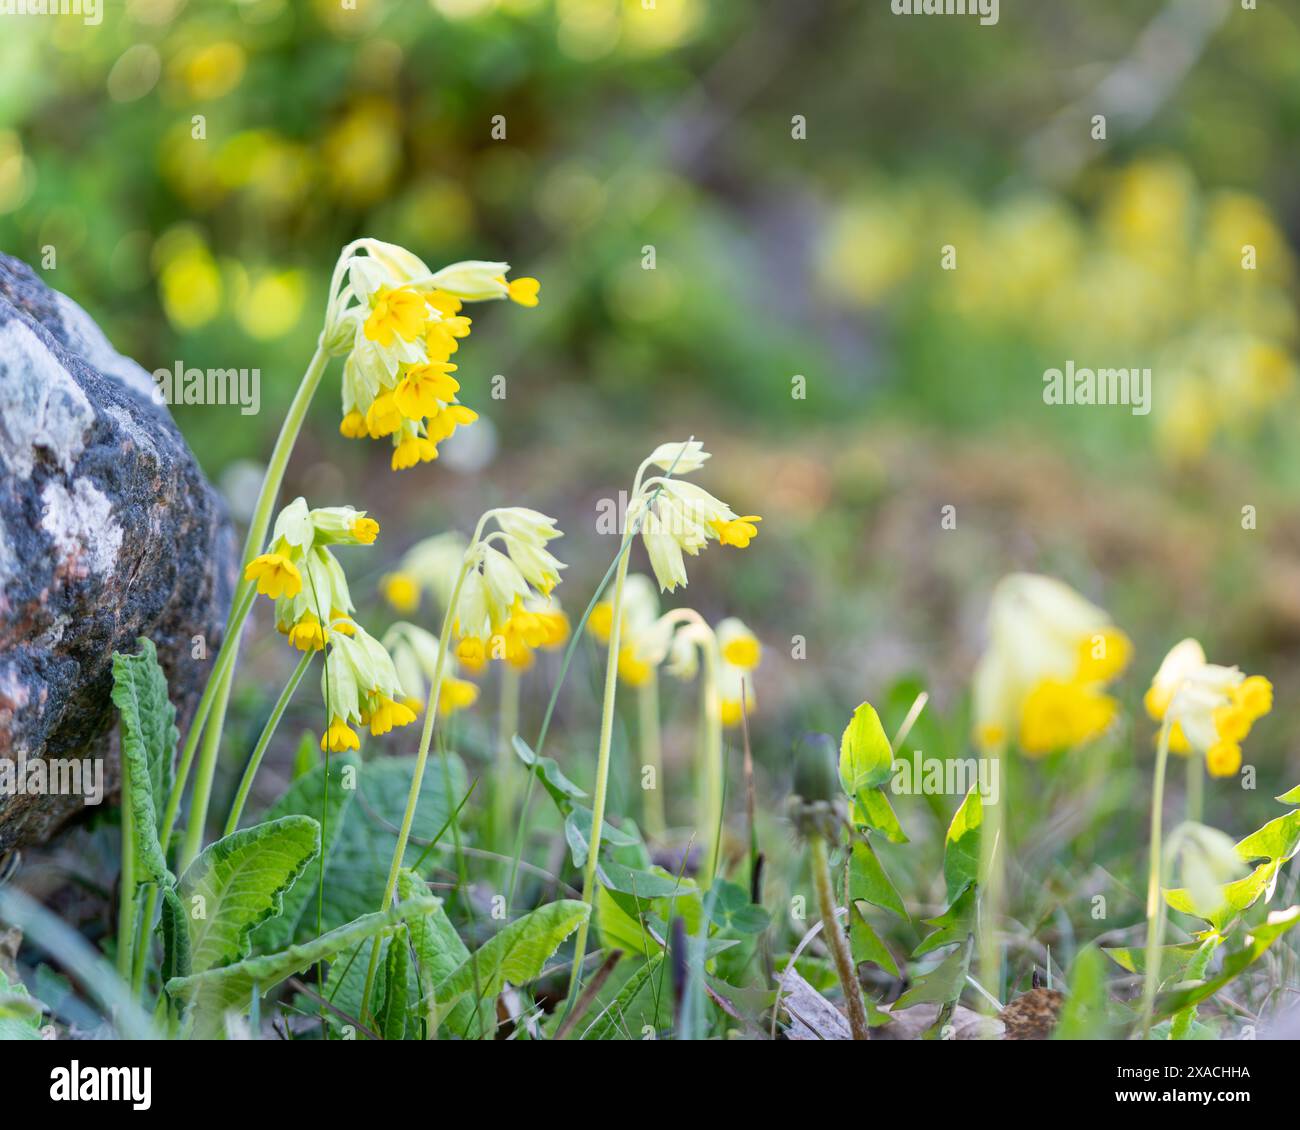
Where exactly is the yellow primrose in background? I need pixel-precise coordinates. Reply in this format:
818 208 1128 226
973 573 1131 757
1146 638 1273 778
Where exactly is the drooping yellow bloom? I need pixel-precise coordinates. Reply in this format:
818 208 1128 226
245 552 302 600
1146 639 1273 779
287 611 329 652
717 618 761 728
439 677 480 715
322 717 360 752
972 574 1130 757
380 571 420 614
367 694 418 736
363 286 428 347
394 362 459 419
351 517 380 545
713 515 762 549
504 276 540 307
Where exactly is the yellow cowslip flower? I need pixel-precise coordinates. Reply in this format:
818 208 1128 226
363 285 429 348
385 621 478 719
322 240 537 472
588 574 672 686
713 515 762 548
287 611 329 652
717 617 761 670
626 442 760 593
252 499 377 650
501 276 540 307
394 362 459 419
972 574 1131 757
1147 639 1274 779
451 509 566 663
717 618 760 728
322 718 360 753
244 552 301 600
320 621 416 749
439 678 480 714
380 571 420 615
366 694 417 737
719 662 756 728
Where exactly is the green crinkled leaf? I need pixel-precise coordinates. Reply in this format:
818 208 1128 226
849 904 900 977
944 784 982 903
168 898 435 1039
316 754 466 932
850 840 907 919
431 900 590 1013
158 886 192 986
110 638 179 888
251 755 358 952
1154 908 1300 1020
396 869 479 1038
893 940 970 1011
579 954 668 1040
178 814 320 975
596 877 702 959
840 702 894 797
377 924 410 1041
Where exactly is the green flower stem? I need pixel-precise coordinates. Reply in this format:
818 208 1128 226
977 742 1005 1005
494 664 522 852
179 343 331 874
809 832 869 1040
696 638 724 889
1140 715 1174 1038
566 524 636 1003
159 585 256 852
359 521 484 1025
222 649 315 837
637 673 666 839
1186 749 1204 825
117 752 136 983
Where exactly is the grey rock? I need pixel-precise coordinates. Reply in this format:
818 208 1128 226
0 253 236 849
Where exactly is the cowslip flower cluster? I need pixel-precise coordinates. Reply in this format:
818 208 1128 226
452 508 568 670
386 527 569 671
1145 638 1273 777
321 238 539 471
320 620 418 751
627 441 761 592
973 573 1132 756
716 617 761 727
384 621 479 718
244 498 379 651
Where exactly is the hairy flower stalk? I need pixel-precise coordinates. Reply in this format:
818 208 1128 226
809 833 870 1040
1140 715 1174 1038
567 441 760 1000
636 673 666 838
361 507 564 1024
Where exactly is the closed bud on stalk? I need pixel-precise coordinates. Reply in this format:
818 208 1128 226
788 732 842 841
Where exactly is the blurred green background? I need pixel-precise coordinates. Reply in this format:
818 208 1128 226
3 0 1300 841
